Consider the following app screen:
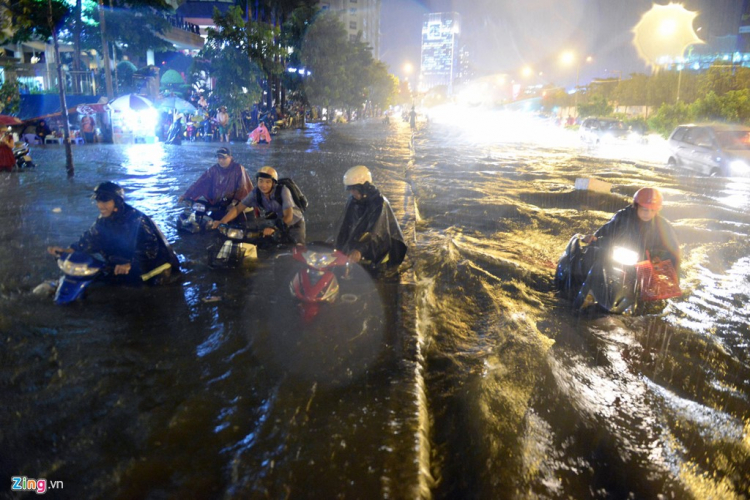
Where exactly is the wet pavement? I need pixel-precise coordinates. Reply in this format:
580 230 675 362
1 116 749 499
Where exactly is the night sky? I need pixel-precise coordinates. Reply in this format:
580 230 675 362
379 0 747 86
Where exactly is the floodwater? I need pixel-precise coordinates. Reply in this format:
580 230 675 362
1 116 749 499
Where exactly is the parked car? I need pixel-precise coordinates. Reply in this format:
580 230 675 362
579 117 631 144
667 123 750 177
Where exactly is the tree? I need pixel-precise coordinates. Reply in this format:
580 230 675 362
116 60 138 93
578 94 612 118
0 80 21 115
692 89 750 123
197 6 266 136
367 61 398 111
612 73 649 106
647 101 693 137
299 10 350 111
280 3 320 105
1 0 173 63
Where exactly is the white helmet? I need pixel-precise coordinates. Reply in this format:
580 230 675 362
343 165 372 187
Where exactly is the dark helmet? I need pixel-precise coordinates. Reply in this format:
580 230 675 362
633 187 662 211
92 181 125 204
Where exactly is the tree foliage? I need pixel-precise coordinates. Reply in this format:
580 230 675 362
577 94 612 118
0 0 173 63
298 11 350 109
647 101 693 137
0 80 21 115
299 11 396 112
197 6 266 115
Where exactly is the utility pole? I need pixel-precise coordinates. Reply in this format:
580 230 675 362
48 0 74 177
98 0 114 99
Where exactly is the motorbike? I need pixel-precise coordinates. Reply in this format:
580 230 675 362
53 251 106 305
13 142 35 170
289 245 351 322
555 234 681 314
208 223 263 268
176 198 226 234
53 251 173 304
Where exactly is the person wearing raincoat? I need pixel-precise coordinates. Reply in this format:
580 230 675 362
248 121 271 144
178 147 253 221
580 187 680 272
335 165 407 268
556 187 681 310
47 182 180 285
164 110 184 145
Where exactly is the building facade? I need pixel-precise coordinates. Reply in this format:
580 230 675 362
317 0 381 58
419 12 460 94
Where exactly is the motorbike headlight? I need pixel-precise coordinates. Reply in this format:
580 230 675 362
303 251 336 269
58 258 101 277
612 246 639 266
192 202 206 212
730 160 750 176
225 227 245 240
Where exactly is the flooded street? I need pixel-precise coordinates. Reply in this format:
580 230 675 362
1 116 749 499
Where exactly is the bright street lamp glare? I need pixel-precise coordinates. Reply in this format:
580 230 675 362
660 19 677 37
560 51 575 65
521 66 533 77
632 4 704 68
403 62 413 75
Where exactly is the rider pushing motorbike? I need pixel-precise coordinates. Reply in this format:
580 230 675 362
556 187 681 311
178 147 253 222
335 165 407 268
47 182 180 285
211 166 306 245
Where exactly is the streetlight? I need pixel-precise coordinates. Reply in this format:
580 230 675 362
403 62 413 79
560 52 592 109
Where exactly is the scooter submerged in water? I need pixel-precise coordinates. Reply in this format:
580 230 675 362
52 251 172 304
290 245 351 322
555 234 681 314
176 198 227 233
53 251 106 304
207 223 261 268
13 142 35 170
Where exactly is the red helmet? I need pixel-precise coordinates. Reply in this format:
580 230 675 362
633 187 663 211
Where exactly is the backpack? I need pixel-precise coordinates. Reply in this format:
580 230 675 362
257 177 308 212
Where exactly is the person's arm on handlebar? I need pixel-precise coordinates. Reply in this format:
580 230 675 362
47 246 73 256
581 234 598 244
210 202 247 229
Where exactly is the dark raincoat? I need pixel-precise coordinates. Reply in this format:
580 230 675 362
556 205 681 310
593 205 681 272
71 203 180 283
335 183 407 267
181 161 253 206
165 117 183 145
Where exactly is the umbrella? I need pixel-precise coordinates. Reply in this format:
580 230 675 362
108 93 155 113
0 115 23 126
156 96 197 114
75 103 108 115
